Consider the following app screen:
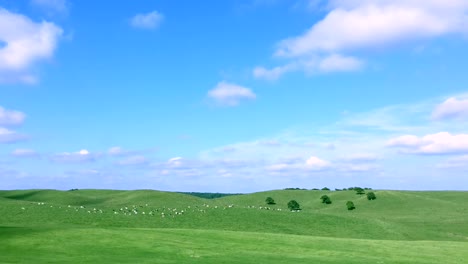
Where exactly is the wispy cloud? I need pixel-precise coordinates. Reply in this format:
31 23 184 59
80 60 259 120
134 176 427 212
255 0 468 80
0 127 27 143
253 54 363 80
432 97 468 120
11 148 39 157
51 149 97 163
0 8 63 83
130 11 164 29
387 132 468 155
207 81 256 106
30 0 69 15
437 155 468 169
116 155 149 166
0 106 25 126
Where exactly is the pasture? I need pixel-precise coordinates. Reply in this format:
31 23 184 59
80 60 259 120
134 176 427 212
1 189 468 263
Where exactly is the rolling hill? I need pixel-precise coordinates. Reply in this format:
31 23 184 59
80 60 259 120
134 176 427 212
1 189 467 263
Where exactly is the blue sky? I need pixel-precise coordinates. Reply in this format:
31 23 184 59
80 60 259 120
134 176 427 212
1 0 468 192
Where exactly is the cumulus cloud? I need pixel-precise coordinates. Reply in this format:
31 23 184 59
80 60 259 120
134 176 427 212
0 8 63 83
305 156 331 170
130 11 164 29
0 127 27 143
432 97 468 120
207 81 256 106
255 0 468 80
51 149 96 163
267 156 331 172
276 1 468 57
0 106 25 126
11 148 38 157
31 0 69 14
0 8 62 83
387 132 468 154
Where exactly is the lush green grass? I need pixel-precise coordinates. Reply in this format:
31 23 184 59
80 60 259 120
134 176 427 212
1 227 467 264
1 189 468 263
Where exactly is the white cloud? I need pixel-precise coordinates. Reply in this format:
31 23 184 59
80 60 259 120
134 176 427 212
0 106 25 126
207 81 256 106
0 8 63 83
387 135 423 148
305 156 331 170
432 97 468 120
276 2 467 57
253 63 297 80
266 156 331 172
31 0 69 14
51 149 96 163
0 127 27 143
387 132 468 154
318 54 363 72
253 54 363 80
108 146 123 155
255 1 468 80
12 148 38 157
130 11 164 29
168 157 183 167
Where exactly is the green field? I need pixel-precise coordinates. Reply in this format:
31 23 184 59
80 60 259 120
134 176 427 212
1 189 467 263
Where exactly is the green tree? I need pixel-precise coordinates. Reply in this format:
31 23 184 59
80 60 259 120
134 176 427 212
355 187 365 195
346 201 355 210
287 200 300 211
366 192 377 200
265 197 276 205
320 195 332 204
321 187 330 191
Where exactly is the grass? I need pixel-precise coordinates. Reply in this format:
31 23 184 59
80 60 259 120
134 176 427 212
1 189 468 263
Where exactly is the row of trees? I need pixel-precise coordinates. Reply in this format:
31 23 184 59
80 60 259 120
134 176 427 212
285 187 373 191
265 191 377 211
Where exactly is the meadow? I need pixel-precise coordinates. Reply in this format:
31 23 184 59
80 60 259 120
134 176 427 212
1 189 467 263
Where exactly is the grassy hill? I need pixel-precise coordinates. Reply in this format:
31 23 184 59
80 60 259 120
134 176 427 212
1 189 467 263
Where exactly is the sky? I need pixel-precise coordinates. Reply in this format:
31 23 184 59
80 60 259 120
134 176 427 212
1 0 468 192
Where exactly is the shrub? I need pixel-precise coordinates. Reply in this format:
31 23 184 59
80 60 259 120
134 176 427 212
366 192 377 200
320 195 332 204
287 200 300 211
346 201 355 210
265 197 276 205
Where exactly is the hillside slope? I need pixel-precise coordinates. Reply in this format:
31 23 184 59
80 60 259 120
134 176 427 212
1 189 467 241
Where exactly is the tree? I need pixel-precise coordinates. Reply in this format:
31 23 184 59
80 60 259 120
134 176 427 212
355 187 365 195
265 197 276 205
346 201 355 210
320 195 332 204
321 187 330 191
366 192 376 200
287 200 300 211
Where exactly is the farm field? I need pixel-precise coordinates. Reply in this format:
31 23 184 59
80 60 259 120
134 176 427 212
1 189 468 263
